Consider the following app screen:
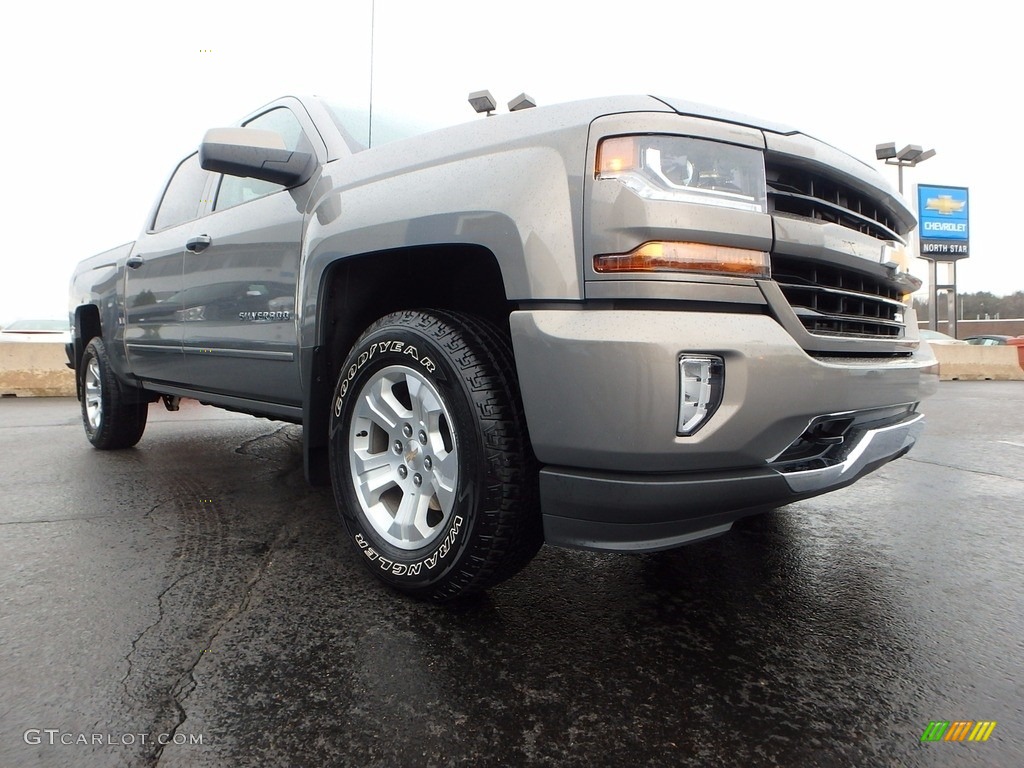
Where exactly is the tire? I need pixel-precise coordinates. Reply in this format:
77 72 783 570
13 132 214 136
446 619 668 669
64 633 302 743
80 337 148 449
329 310 541 601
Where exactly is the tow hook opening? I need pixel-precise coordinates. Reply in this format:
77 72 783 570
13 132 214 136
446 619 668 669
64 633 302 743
775 416 855 466
805 419 852 446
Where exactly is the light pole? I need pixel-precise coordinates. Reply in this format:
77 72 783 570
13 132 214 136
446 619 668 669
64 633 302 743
875 142 936 195
874 141 943 331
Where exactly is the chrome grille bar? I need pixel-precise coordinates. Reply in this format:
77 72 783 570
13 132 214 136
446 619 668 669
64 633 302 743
772 256 905 338
766 159 908 245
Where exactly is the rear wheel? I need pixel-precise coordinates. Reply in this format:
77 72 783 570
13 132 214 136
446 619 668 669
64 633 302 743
329 310 541 601
80 338 148 449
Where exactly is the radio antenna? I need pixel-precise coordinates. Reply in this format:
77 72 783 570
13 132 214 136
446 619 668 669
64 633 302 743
368 0 375 147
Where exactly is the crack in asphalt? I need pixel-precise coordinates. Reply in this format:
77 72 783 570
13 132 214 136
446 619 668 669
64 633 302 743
0 498 178 528
1 498 173 527
0 513 132 526
121 569 199 700
141 500 183 536
904 455 1024 482
233 425 305 484
142 499 171 518
152 521 292 766
233 424 296 457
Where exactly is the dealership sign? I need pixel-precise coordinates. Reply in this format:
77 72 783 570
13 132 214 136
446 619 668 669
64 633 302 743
917 184 969 259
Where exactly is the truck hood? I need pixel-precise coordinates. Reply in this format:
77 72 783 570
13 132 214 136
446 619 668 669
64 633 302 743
650 95 799 136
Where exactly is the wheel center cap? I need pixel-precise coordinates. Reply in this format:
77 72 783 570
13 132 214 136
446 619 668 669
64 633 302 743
404 441 421 467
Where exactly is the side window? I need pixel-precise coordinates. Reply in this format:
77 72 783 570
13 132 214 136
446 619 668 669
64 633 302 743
152 153 209 231
214 107 310 211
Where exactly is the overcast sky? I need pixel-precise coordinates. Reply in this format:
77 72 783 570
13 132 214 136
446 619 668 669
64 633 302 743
2 0 1016 325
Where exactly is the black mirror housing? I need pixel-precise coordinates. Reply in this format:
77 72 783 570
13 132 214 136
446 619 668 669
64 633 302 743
199 127 316 187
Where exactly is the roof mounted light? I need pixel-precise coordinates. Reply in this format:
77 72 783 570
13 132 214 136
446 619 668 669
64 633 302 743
508 93 536 111
468 90 497 116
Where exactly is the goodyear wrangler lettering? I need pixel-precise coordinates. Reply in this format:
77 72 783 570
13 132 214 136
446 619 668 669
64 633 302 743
354 516 463 574
333 340 437 417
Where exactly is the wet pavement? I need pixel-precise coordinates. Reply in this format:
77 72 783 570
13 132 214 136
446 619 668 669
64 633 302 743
1 382 1022 767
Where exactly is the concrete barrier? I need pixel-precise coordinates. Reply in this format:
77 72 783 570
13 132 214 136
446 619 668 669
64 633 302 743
931 344 1024 381
3 339 1022 395
0 342 77 397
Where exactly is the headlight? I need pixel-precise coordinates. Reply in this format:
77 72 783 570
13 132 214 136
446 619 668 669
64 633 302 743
596 135 767 212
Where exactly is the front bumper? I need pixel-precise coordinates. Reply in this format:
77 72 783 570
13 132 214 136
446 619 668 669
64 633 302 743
509 308 936 551
540 410 922 552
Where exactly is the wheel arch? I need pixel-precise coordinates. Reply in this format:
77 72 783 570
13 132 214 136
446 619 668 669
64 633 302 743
72 304 102 399
302 244 516 486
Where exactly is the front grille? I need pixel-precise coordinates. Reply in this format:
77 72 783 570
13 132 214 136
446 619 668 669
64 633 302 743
766 161 906 244
772 256 905 338
765 155 910 341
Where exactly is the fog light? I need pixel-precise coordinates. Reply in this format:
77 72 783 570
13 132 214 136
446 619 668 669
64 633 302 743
678 356 724 435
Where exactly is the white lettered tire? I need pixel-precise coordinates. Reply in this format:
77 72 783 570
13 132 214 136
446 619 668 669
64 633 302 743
328 310 541 600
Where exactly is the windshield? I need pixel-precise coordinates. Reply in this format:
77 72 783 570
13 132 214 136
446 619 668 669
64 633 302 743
322 101 451 150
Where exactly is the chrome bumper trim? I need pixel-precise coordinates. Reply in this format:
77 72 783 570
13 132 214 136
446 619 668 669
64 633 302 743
778 412 924 494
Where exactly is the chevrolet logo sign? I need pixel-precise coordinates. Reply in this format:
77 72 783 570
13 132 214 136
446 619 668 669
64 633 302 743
925 195 965 215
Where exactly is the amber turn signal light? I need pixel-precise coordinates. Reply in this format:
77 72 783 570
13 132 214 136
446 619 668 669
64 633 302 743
594 241 770 279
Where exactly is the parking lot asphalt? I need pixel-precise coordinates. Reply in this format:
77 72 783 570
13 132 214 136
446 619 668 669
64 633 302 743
1 382 1022 768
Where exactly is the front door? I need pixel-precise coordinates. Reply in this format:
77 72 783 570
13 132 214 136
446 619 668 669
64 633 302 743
180 104 321 405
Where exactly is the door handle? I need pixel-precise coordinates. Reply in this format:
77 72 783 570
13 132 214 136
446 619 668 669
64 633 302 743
126 254 145 269
186 234 212 253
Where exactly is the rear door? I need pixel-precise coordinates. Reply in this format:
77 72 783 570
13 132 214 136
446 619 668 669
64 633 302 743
181 101 324 405
124 153 213 383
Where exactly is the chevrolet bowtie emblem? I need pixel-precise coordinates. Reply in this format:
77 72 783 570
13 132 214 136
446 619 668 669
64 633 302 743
925 195 965 215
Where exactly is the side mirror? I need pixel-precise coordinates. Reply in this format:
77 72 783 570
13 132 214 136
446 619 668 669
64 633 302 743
199 127 316 187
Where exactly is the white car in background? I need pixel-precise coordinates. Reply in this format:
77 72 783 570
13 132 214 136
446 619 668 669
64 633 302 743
919 329 968 346
0 319 72 343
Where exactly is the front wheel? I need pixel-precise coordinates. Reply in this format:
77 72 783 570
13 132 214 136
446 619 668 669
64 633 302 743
329 310 541 601
80 338 148 449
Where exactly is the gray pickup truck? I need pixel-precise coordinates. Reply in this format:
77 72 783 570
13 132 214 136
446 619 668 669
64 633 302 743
69 94 937 600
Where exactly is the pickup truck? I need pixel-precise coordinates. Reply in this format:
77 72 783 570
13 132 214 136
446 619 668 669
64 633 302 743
69 94 937 600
